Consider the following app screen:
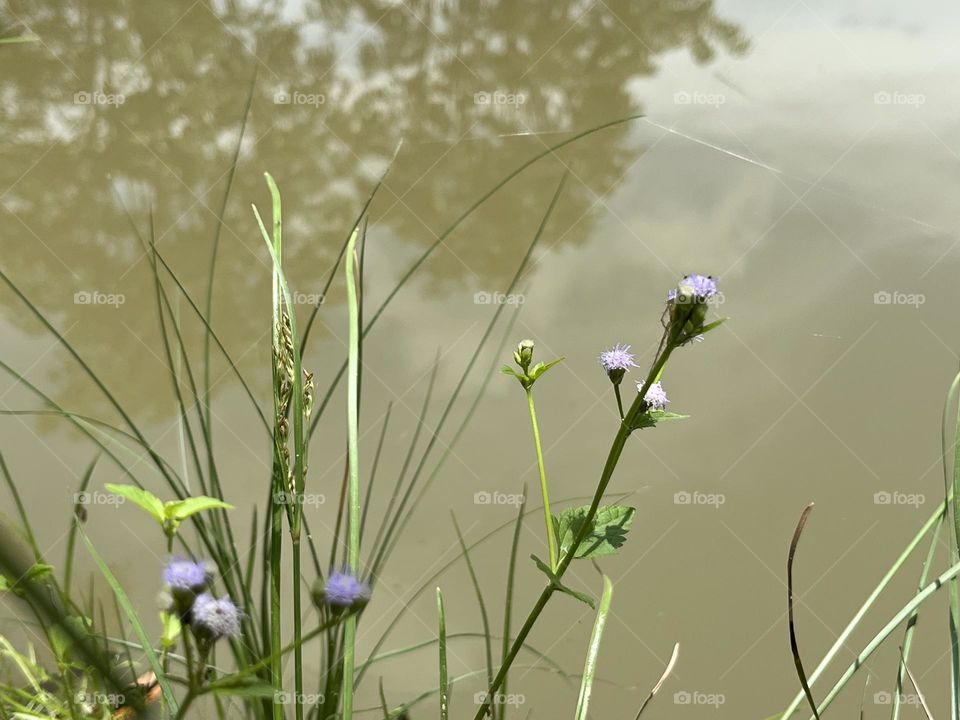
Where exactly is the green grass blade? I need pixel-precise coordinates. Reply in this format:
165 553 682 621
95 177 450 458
64 455 99 598
370 173 568 579
808 556 960 717
308 117 641 439
437 588 449 720
892 514 943 720
500 485 526 720
204 68 256 433
574 574 614 720
451 516 493 717
360 402 394 547
780 497 946 718
79 528 177 714
342 225 362 720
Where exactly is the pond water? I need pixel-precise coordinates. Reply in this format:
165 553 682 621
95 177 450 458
2 0 960 717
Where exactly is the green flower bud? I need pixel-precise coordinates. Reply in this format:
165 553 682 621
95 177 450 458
514 339 535 370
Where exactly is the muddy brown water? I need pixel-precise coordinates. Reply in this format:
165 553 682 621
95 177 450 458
2 0 960 717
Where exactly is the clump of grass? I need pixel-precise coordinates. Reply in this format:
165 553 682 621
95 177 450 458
1 88 671 720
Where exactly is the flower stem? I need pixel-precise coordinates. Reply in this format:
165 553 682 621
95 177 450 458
526 388 558 572
473 341 677 720
613 384 625 420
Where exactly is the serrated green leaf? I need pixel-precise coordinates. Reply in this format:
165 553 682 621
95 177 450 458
104 484 165 524
163 496 234 522
556 505 636 560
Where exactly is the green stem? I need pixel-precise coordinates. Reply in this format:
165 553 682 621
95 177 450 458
342 230 362 720
526 388 558 572
473 342 677 720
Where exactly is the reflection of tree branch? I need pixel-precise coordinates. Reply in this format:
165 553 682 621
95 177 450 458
0 0 746 416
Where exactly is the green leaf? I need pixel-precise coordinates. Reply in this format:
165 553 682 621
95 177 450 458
574 575 614 720
630 410 689 431
556 505 636 560
528 357 563 381
531 555 594 608
163 496 234 522
160 611 181 650
104 484 165 524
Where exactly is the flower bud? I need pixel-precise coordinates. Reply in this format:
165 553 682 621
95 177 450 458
514 339 535 370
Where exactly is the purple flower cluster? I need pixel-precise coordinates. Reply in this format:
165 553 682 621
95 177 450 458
162 558 241 643
639 381 669 410
163 559 211 592
191 593 242 640
597 344 637 373
316 571 371 609
667 274 718 302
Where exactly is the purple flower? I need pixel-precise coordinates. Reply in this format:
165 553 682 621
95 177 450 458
163 559 211 592
190 593 241 640
598 344 637 373
321 572 371 608
667 274 718 301
638 381 669 410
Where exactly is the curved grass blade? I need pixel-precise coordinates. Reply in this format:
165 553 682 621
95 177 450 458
574 574 613 720
634 642 680 719
787 503 819 719
780 496 947 718
64 455 99 598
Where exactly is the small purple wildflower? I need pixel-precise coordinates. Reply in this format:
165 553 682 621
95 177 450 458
667 274 718 301
163 559 210 592
322 572 371 608
598 344 637 373
638 381 669 410
190 593 241 640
